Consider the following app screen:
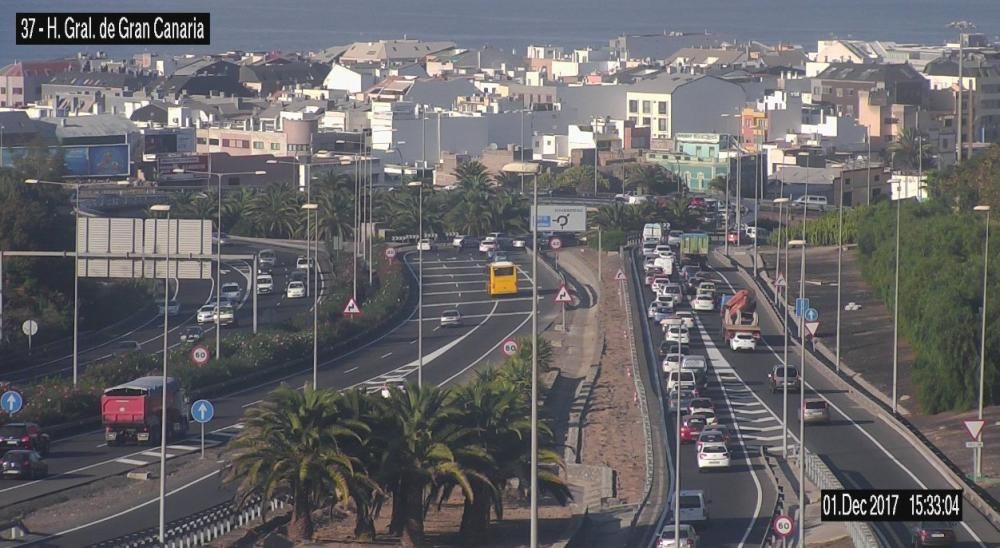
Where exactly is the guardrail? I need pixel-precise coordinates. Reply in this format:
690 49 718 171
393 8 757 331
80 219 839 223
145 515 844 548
87 494 289 547
792 445 881 547
759 447 787 548
725 252 1000 532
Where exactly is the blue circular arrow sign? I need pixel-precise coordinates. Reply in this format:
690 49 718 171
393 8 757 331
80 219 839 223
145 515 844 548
805 308 819 322
1 391 23 414
191 399 215 424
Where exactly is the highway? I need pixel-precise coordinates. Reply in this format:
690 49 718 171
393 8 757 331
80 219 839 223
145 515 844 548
629 251 777 547
5 244 310 385
14 244 562 546
698 252 998 546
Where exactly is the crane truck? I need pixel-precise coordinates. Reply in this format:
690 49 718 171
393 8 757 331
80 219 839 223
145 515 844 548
720 289 760 343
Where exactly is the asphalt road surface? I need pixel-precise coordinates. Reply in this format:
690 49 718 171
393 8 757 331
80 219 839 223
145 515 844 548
12 244 562 546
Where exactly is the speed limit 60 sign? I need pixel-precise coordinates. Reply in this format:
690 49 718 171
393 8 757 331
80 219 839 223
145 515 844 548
191 345 211 367
501 338 519 357
772 515 793 538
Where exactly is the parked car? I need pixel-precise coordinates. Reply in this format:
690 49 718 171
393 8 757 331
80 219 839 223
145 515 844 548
0 450 47 479
729 332 757 351
802 399 831 424
179 326 203 344
220 282 242 302
0 423 49 456
768 364 801 393
286 281 306 298
697 444 731 471
157 300 181 316
911 521 956 547
657 523 699 548
440 309 462 327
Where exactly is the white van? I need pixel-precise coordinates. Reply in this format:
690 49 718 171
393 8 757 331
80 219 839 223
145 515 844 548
794 195 828 210
666 370 697 393
745 226 770 241
256 274 274 295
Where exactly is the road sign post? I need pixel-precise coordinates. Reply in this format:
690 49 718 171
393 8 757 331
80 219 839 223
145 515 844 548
804 321 820 338
343 297 362 318
191 399 215 459
795 298 810 318
384 247 397 261
21 320 37 355
615 268 626 308
190 345 210 367
964 419 986 480
773 514 793 540
549 237 562 250
554 283 572 331
1 391 23 414
805 307 819 322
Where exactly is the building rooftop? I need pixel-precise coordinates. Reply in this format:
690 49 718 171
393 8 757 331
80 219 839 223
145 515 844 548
815 62 924 83
629 72 704 93
38 114 137 139
45 71 147 90
341 40 456 64
924 52 1000 79
0 59 80 78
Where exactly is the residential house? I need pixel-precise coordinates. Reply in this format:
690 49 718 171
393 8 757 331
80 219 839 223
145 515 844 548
625 73 746 141
645 132 758 193
0 59 80 107
339 40 455 66
323 64 378 94
812 63 928 119
239 62 328 97
41 71 151 116
608 33 719 63
666 47 750 72
923 51 1000 143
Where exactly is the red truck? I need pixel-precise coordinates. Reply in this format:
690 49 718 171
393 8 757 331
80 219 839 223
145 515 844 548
720 289 761 343
102 376 190 446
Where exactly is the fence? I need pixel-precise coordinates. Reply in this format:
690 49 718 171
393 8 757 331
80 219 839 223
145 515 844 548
87 495 289 547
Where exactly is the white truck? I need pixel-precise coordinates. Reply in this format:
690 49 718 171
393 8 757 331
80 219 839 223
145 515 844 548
643 222 670 243
654 255 674 276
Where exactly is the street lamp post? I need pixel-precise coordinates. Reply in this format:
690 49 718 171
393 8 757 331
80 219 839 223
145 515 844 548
788 238 806 548
406 179 424 388
892 191 902 414
774 198 790 306
150 203 172 544
24 179 128 384
975 204 991 479
302 203 319 387
775 198 790 457
835 163 846 375
530 163 540 548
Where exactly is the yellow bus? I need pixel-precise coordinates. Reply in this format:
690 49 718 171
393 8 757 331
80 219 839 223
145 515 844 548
488 261 519 297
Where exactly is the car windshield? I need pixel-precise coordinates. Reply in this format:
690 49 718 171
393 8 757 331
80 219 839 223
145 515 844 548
775 367 798 377
678 495 702 509
661 527 691 539
805 401 827 410
685 418 706 428
289 282 304 289
442 311 459 318
223 284 239 291
700 432 723 443
0 425 25 437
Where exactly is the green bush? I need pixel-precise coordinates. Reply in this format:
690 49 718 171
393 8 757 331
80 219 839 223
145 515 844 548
588 229 626 251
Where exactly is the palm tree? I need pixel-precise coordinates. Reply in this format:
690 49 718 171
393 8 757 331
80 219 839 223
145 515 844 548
708 175 728 194
450 195 493 236
246 184 299 238
379 384 476 546
314 185 355 243
494 171 522 192
224 386 366 541
624 164 675 195
453 161 492 188
888 128 935 173
487 192 528 234
667 198 698 230
224 187 258 233
592 202 637 231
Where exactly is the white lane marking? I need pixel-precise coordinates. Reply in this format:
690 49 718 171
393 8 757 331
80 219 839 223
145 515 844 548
424 287 531 296
410 312 530 322
421 297 535 308
433 326 441 332
409 339 417 344
167 445 199 451
114 458 148 466
708 262 988 547
380 352 392 359
345 366 359 373
694 316 764 548
39 470 222 541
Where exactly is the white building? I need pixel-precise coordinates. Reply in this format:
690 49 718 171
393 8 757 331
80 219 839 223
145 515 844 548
625 73 746 140
889 173 928 201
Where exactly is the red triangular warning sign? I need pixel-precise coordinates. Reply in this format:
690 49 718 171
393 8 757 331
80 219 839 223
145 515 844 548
343 297 362 316
964 419 986 441
615 269 626 281
776 272 786 287
554 284 572 303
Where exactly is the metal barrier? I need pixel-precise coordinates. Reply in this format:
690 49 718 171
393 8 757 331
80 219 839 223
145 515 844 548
794 446 881 547
87 494 289 547
759 447 786 548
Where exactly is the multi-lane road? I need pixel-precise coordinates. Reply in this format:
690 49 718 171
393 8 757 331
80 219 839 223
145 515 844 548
630 248 1000 547
11 244 561 546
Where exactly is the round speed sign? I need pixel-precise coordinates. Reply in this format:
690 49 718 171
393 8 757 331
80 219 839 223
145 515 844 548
191 345 211 367
384 247 397 260
772 515 793 538
549 237 563 250
501 338 519 357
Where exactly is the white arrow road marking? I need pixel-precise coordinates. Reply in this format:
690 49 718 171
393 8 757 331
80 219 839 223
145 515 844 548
115 458 148 466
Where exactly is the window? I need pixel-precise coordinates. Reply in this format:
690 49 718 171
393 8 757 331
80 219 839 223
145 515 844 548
209 138 220 146
0 87 5 93
241 140 250 148
658 118 667 132
628 116 637 124
836 88 843 97
642 100 651 114
253 141 264 150
658 101 667 114
628 100 638 112
196 137 206 144
849 89 856 96
221 139 231 147
270 143 280 150
642 117 651 127
12 87 22 95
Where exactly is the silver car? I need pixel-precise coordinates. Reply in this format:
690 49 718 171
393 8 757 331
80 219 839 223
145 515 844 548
802 399 830 424
440 310 462 327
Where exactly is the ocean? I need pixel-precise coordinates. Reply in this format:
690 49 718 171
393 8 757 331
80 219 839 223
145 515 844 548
2 0 998 65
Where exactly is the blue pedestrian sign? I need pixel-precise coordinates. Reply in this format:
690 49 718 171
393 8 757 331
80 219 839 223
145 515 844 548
1 391 23 414
795 298 810 318
805 308 819 322
191 399 215 424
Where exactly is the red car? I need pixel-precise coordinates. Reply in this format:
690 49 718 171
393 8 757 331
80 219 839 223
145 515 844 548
679 415 708 443
645 270 664 285
727 231 741 244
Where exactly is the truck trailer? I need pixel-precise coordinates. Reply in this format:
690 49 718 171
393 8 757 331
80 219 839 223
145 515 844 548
102 376 189 446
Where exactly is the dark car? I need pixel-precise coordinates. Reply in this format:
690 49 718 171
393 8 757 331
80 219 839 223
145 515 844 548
0 423 49 456
768 365 801 393
547 186 577 197
912 521 956 546
659 341 690 359
289 270 307 284
1 450 47 479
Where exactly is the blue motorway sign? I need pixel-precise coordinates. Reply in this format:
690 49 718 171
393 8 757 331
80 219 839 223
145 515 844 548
1 391 23 414
805 308 819 322
191 399 215 424
795 298 810 318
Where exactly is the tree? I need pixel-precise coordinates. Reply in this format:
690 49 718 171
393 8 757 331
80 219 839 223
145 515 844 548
486 192 528 234
592 202 638 231
246 184 299 238
709 175 727 194
666 198 698 230
556 166 608 193
453 161 492 189
888 128 935 173
494 172 523 192
624 164 677 195
224 386 366 541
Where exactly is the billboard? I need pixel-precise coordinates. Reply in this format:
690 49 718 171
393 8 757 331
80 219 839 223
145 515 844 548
530 205 587 233
77 217 213 280
0 144 130 177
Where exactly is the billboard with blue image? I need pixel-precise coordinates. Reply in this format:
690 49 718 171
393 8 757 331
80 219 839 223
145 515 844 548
87 145 129 176
0 144 129 177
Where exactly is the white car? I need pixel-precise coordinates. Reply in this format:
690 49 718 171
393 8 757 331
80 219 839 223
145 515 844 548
729 332 757 352
157 300 180 316
642 242 659 257
654 294 676 310
669 489 709 524
258 249 277 268
662 353 683 372
647 302 659 319
681 355 709 378
696 429 729 452
440 309 462 327
512 236 527 248
693 410 718 427
673 311 696 329
667 230 684 247
256 274 274 295
697 444 731 471
286 281 306 298
655 244 672 256
220 283 242 302
666 370 698 394
697 281 717 294
296 256 313 270
660 283 685 303
665 325 690 344
652 305 674 322
196 304 216 324
417 239 435 251
479 241 496 253
650 277 671 293
452 234 468 248
692 294 715 311
657 524 699 548
216 305 236 326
